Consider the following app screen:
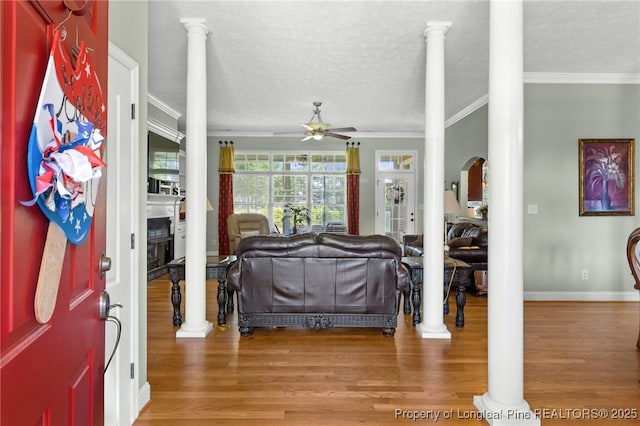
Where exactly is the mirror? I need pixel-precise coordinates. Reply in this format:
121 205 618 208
148 132 180 183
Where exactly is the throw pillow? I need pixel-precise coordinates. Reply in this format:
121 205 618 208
448 236 473 247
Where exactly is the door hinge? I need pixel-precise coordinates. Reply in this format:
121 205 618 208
130 233 135 249
131 103 136 119
130 363 135 379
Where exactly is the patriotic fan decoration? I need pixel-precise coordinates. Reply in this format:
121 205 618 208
23 30 107 245
22 29 107 323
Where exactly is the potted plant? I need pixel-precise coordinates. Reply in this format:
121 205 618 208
478 204 488 220
284 203 311 234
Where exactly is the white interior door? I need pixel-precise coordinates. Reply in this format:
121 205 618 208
375 173 415 242
105 43 140 425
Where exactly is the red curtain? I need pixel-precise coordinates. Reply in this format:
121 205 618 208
218 141 234 255
346 142 360 235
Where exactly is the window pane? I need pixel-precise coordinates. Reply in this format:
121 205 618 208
272 175 307 205
234 153 270 171
311 153 346 172
272 153 308 171
311 175 346 226
233 174 269 212
233 151 347 235
378 154 414 171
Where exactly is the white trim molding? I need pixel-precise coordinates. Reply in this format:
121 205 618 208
524 72 640 85
148 93 183 119
148 117 185 143
524 291 639 302
445 94 489 128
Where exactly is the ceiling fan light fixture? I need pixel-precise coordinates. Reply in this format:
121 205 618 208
274 102 355 142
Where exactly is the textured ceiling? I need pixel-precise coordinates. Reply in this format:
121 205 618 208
147 1 640 137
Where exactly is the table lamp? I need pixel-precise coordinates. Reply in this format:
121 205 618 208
179 197 213 220
444 190 461 256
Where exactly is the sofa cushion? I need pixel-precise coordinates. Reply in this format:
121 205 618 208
448 236 473 247
448 222 488 247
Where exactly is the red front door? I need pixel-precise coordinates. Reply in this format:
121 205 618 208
1 1 109 424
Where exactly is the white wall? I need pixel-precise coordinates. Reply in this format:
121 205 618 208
109 0 150 402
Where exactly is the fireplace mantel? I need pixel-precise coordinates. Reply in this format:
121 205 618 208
147 194 182 221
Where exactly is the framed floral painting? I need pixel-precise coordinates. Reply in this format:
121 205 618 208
579 138 635 216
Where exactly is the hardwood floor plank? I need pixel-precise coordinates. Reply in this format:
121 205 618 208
135 276 640 425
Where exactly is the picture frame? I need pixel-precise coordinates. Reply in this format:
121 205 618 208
579 138 634 216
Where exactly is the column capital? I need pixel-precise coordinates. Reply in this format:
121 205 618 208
180 18 210 36
424 21 452 39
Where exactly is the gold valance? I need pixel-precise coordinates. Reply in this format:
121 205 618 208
219 141 235 174
346 143 360 175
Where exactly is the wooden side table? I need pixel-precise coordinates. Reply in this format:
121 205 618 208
166 255 237 326
401 256 472 327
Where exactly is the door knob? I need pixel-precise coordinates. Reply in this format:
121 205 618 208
100 253 112 278
98 290 111 320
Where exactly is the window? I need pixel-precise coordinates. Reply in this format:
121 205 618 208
233 151 347 233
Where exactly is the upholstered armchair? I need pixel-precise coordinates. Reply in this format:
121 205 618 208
227 213 270 254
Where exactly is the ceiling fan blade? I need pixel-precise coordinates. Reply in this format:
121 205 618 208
301 135 313 141
327 127 357 133
326 132 351 140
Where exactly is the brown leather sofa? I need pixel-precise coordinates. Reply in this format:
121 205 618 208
403 222 488 289
227 232 411 337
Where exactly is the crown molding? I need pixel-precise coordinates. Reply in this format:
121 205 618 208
148 93 183 120
524 72 640 84
148 117 185 143
208 131 425 139
445 94 489 128
443 73 640 128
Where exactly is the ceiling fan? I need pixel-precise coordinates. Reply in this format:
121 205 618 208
284 102 357 141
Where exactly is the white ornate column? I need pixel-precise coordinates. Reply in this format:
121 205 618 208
473 1 538 424
176 18 213 338
419 21 452 339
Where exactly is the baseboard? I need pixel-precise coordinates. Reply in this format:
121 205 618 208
137 381 151 416
524 291 638 302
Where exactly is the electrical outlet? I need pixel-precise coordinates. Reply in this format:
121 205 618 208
581 270 589 280
527 204 538 214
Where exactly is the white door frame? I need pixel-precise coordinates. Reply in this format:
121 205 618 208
106 42 140 425
374 150 418 242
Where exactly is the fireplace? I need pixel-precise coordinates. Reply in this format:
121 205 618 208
147 217 173 281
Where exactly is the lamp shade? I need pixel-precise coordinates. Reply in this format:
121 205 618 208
180 198 213 214
444 190 461 215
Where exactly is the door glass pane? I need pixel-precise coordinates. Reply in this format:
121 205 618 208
383 177 409 242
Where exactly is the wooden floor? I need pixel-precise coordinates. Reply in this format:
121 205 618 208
135 276 640 425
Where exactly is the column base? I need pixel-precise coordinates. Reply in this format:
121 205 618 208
176 320 214 338
417 322 451 339
473 393 540 425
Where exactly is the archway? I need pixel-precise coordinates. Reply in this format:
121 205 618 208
459 157 487 218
